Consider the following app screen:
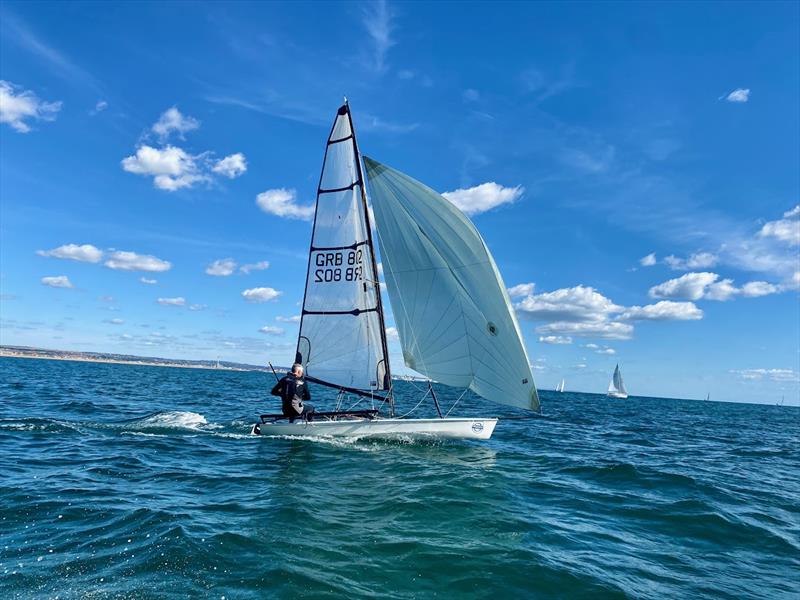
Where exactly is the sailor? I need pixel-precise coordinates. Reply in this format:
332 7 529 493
271 363 314 423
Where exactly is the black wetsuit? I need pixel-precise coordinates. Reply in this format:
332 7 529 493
271 374 314 422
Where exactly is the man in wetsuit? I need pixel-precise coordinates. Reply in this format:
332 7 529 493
271 363 314 423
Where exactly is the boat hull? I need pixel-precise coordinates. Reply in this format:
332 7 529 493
251 417 498 440
607 391 628 399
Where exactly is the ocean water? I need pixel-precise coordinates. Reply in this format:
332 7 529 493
1 357 798 599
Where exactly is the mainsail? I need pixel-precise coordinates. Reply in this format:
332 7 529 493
295 103 390 392
364 157 539 412
608 364 627 395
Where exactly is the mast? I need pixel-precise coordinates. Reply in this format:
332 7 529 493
344 100 394 411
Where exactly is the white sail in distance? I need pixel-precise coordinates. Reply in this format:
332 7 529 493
364 157 539 412
608 364 627 395
295 104 390 391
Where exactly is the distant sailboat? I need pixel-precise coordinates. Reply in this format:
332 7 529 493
556 378 565 393
705 392 710 401
607 364 628 399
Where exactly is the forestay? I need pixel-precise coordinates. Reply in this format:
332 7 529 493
296 105 390 391
364 157 539 411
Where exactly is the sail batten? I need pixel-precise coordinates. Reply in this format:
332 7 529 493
364 157 539 411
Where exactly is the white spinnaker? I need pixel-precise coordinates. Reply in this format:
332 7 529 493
364 157 539 411
296 106 388 390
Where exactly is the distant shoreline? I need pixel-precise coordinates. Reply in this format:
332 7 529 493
0 346 271 372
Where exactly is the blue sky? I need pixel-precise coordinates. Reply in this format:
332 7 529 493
1 1 798 404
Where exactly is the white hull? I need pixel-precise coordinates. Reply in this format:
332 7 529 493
251 417 498 440
607 391 628 399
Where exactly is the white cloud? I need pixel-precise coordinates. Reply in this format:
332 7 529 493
212 153 247 178
276 315 301 323
739 281 780 297
92 100 108 114
121 145 206 191
152 106 199 140
240 260 269 274
507 283 535 298
442 182 524 215
188 304 206 311
361 0 394 73
596 347 616 355
157 297 185 306
723 88 750 103
516 285 622 322
140 277 157 285
535 321 634 340
704 278 738 301
0 80 61 133
41 275 73 289
620 301 703 321
105 251 171 272
256 188 315 220
538 335 572 345
731 368 798 382
37 243 103 263
639 253 656 267
664 252 719 270
242 287 282 303
206 258 237 276
758 206 800 246
649 272 719 300
385 326 400 342
259 326 285 336
104 318 124 325
99 295 114 303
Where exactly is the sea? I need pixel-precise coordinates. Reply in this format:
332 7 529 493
1 357 798 599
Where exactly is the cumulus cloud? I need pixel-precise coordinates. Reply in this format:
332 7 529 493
140 277 157 285
650 272 782 302
620 301 703 321
37 243 103 263
731 368 798 382
259 326 284 336
664 252 719 270
584 343 616 355
152 106 199 140
536 321 633 340
105 251 171 272
508 283 535 298
639 253 656 267
242 287 282 303
385 326 400 342
757 205 800 246
723 88 750 103
516 285 622 322
91 100 108 114
442 182 524 215
212 153 247 178
206 258 237 276
157 297 186 306
41 275 73 288
188 304 206 311
649 272 719 300
538 335 572 345
104 318 124 325
240 261 269 274
0 80 61 133
276 315 301 323
121 145 207 191
256 188 315 220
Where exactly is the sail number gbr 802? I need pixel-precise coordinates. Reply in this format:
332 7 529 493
313 249 365 283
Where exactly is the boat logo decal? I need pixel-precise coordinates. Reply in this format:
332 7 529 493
471 421 484 433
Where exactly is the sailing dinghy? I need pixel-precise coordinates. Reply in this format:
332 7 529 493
251 101 539 440
607 363 628 399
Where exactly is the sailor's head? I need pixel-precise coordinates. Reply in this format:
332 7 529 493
291 363 304 377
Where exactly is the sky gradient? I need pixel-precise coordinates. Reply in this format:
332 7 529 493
1 1 798 404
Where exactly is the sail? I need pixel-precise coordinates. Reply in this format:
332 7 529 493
608 364 626 394
558 379 565 393
364 157 539 411
295 104 390 391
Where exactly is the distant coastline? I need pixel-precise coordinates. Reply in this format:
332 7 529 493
0 345 277 373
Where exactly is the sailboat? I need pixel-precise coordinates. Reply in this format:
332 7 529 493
251 101 539 440
607 364 628 399
556 379 565 393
